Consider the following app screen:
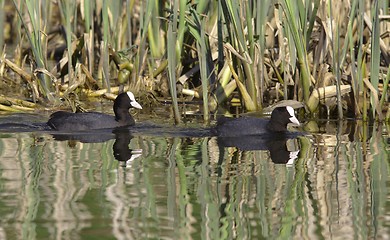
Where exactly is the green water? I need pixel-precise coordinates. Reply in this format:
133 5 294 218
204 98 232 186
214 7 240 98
0 119 389 239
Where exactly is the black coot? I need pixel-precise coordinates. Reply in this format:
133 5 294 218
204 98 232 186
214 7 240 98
47 91 142 131
215 106 300 137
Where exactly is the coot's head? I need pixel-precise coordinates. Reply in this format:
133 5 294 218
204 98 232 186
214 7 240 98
267 106 300 132
114 91 142 121
114 92 142 110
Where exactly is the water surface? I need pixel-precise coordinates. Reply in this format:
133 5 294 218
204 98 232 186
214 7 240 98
0 114 389 239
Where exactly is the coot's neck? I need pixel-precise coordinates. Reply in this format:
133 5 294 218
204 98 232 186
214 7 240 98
114 107 134 125
266 120 288 132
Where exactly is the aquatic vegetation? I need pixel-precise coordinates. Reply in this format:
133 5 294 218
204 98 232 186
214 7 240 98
0 0 388 121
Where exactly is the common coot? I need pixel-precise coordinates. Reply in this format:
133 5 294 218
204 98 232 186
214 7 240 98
215 106 300 137
47 91 142 131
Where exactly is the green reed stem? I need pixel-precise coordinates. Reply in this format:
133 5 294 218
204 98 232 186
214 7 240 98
59 0 73 85
224 0 256 105
347 0 360 117
147 0 164 58
126 0 134 48
167 22 181 124
281 0 312 111
380 65 390 109
102 0 110 90
329 1 343 119
197 21 210 122
176 0 187 60
255 0 272 107
370 0 381 120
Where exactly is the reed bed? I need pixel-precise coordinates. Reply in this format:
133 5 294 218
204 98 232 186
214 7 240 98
0 0 388 121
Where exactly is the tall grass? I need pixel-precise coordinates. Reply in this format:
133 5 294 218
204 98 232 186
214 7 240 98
1 0 388 121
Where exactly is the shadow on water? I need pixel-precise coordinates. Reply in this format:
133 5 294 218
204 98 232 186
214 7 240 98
0 113 389 239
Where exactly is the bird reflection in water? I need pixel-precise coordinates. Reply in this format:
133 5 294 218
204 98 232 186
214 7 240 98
50 125 301 167
51 128 143 168
217 134 301 165
112 129 142 168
